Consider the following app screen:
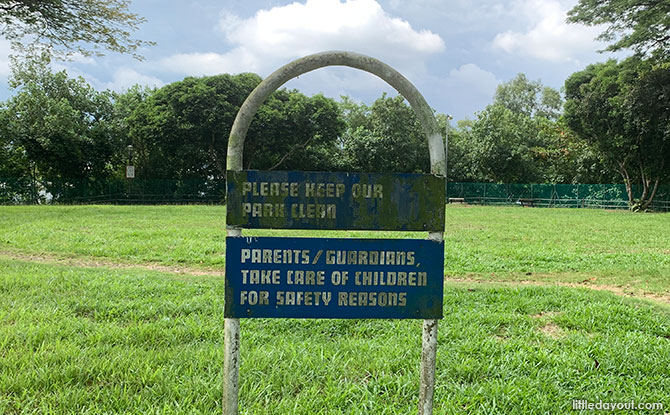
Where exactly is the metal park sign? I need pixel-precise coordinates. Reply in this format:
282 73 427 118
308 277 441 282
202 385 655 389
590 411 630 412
225 236 444 319
227 170 445 231
225 170 445 320
223 51 447 415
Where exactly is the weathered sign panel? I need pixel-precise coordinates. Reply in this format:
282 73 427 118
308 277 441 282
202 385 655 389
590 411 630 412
225 236 444 319
226 170 445 231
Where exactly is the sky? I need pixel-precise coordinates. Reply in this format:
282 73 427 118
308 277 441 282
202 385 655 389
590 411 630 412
0 0 627 121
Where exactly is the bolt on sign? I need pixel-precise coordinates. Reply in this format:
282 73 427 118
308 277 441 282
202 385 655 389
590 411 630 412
224 51 446 415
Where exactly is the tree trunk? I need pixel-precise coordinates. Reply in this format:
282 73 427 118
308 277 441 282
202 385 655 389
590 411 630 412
639 171 648 203
641 178 660 211
616 161 634 206
209 131 225 176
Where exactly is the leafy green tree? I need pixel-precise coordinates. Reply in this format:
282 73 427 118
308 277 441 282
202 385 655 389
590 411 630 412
0 0 153 59
338 95 373 133
339 94 430 173
493 73 562 120
0 104 28 177
436 115 480 182
457 74 572 183
528 118 615 184
2 56 119 200
564 57 670 209
567 0 670 59
466 104 544 183
246 90 345 171
124 74 259 180
460 73 612 185
0 103 34 202
124 74 345 181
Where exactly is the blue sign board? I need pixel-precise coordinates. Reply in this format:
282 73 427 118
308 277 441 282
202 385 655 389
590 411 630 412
225 236 444 319
226 170 445 231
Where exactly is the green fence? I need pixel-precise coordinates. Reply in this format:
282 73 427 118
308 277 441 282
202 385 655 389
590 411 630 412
447 183 670 211
0 177 226 205
1 178 669 211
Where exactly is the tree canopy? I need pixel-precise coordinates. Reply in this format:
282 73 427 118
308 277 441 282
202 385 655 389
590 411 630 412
493 73 562 120
0 0 153 59
567 0 670 59
1 54 119 200
339 94 431 174
123 74 345 181
564 57 670 209
0 60 665 207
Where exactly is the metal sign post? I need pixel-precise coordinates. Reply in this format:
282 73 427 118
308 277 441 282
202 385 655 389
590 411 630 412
224 51 446 415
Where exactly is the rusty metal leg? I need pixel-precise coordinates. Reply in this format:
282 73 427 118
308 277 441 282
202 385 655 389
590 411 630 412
223 317 240 415
418 318 438 415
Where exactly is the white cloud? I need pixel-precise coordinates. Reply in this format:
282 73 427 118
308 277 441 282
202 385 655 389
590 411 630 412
433 63 501 117
283 66 394 101
446 63 500 97
101 67 164 91
159 49 256 77
492 0 604 62
161 0 444 77
68 53 97 65
47 62 163 92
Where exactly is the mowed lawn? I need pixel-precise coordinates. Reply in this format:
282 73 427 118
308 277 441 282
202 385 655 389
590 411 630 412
1 204 669 293
0 205 669 414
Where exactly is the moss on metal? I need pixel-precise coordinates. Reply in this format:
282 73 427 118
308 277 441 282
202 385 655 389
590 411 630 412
227 170 444 231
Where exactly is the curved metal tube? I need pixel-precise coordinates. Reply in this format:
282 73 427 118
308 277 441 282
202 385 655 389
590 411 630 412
226 50 446 176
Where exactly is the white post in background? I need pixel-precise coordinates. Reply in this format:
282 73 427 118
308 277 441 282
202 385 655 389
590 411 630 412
223 227 241 415
444 114 452 179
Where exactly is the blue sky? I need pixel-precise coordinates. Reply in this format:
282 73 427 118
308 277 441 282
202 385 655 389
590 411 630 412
0 0 625 121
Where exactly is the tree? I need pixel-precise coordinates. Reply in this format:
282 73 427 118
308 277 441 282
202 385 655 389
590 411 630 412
456 74 573 183
567 0 670 59
2 55 119 200
442 117 480 182
0 0 153 59
493 73 562 120
246 90 345 171
124 74 260 181
0 103 27 176
0 103 34 202
466 104 544 183
339 94 431 173
564 57 670 210
528 117 615 184
124 74 345 181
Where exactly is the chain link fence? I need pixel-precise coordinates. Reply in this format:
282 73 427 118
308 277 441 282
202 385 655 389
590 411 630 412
447 182 670 211
2 177 669 211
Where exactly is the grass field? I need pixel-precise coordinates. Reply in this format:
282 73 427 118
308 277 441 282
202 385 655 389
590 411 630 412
2 205 669 294
1 205 669 414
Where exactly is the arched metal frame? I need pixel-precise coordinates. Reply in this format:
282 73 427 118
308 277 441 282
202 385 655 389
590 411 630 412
224 51 445 415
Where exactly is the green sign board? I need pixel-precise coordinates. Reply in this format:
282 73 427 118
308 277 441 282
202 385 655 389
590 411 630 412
226 170 445 231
